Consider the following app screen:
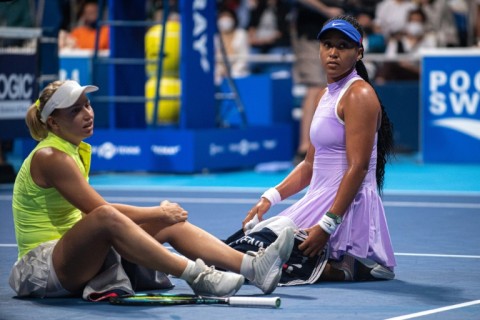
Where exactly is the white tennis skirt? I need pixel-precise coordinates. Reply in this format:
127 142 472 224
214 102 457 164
9 240 71 298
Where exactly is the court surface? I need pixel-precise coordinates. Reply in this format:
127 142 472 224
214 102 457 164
1 157 479 320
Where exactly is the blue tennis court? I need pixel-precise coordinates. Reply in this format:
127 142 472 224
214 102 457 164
1 158 479 320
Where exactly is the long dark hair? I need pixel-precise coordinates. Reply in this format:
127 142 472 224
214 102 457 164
324 15 395 194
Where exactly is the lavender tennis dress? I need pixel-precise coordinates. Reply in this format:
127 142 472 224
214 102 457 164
279 69 396 268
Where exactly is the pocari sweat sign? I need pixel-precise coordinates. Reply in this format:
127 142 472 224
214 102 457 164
421 49 480 163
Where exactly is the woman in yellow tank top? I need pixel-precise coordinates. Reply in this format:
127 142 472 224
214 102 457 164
9 80 295 299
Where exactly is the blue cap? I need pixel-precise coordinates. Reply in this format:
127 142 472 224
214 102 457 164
317 19 362 46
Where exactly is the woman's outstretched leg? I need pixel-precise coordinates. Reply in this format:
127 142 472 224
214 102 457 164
146 221 296 294
52 205 243 297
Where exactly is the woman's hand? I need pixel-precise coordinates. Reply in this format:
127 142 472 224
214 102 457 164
242 198 271 230
298 225 329 258
159 200 188 225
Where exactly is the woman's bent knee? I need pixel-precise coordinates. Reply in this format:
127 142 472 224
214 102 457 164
88 205 130 232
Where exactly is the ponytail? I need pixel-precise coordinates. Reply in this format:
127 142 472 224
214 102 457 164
25 103 48 141
26 80 65 141
355 60 394 193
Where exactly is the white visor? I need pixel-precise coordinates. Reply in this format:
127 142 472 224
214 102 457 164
40 80 99 123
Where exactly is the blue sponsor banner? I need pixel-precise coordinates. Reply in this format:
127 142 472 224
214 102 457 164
59 53 91 84
85 125 292 173
193 126 292 170
421 49 480 163
86 129 194 172
0 53 37 139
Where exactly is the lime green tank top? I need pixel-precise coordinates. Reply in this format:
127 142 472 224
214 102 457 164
12 132 92 259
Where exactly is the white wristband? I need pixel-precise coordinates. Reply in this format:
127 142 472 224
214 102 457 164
318 214 339 235
261 188 281 206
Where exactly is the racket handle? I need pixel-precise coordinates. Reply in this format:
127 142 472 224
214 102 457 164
228 296 281 308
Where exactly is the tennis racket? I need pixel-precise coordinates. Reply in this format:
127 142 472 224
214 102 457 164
109 293 281 308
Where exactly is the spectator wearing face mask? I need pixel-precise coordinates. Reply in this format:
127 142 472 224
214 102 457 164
374 0 417 39
69 0 109 50
215 8 250 85
416 0 459 47
376 8 437 82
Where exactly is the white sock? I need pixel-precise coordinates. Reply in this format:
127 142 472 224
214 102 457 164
179 260 199 283
240 254 255 281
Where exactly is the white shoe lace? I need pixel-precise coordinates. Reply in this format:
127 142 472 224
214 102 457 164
200 265 223 284
254 248 266 260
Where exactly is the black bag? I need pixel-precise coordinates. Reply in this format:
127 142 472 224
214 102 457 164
225 227 329 285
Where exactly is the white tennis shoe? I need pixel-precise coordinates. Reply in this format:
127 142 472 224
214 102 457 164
248 227 295 294
331 254 395 281
188 259 244 297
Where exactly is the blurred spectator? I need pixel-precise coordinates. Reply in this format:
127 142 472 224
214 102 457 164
376 8 437 82
356 11 385 53
54 0 75 50
416 0 459 47
0 0 34 47
0 0 33 29
218 0 253 28
247 0 292 74
374 0 417 38
356 11 385 79
291 0 343 164
215 7 251 85
147 0 180 22
68 0 109 50
341 0 381 17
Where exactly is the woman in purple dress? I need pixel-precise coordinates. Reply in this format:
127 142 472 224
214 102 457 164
236 15 396 283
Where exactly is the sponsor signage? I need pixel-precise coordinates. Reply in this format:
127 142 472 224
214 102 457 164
0 53 37 138
0 54 36 120
85 126 291 173
58 52 92 85
178 0 216 129
421 49 480 163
